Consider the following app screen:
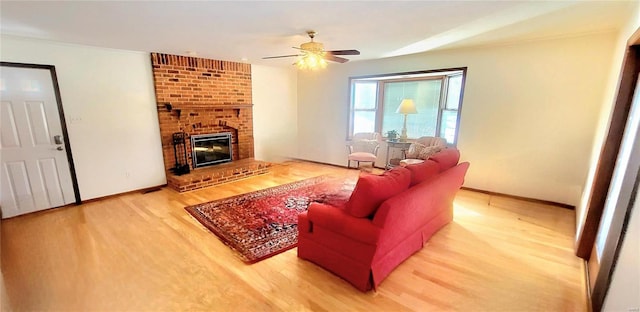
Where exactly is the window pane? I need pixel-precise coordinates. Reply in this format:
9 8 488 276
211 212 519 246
353 81 377 110
382 80 441 138
440 109 458 144
446 75 462 110
353 111 376 134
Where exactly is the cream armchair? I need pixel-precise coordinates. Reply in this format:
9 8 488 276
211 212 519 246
399 136 447 167
347 132 380 169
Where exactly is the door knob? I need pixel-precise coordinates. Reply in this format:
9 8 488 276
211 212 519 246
54 135 63 145
57 146 63 151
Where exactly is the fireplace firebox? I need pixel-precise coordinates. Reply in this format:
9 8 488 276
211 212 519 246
191 133 233 168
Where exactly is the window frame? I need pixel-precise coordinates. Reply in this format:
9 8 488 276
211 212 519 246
348 80 379 136
347 67 467 146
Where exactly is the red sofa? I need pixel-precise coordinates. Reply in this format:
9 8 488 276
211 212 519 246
297 148 469 291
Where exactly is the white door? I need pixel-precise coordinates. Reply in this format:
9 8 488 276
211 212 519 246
0 65 76 218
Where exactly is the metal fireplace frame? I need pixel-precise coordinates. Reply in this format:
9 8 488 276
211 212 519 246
190 133 233 168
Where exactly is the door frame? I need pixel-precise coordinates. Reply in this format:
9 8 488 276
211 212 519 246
1 61 81 206
576 30 640 260
574 28 640 311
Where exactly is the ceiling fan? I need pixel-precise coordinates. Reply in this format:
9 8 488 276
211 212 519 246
263 31 360 65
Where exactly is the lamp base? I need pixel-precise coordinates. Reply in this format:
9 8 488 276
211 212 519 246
400 118 408 142
400 115 408 142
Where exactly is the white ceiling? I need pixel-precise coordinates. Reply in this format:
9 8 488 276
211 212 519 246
0 1 635 67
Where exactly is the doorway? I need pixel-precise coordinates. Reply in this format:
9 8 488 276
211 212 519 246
576 29 640 312
0 62 80 218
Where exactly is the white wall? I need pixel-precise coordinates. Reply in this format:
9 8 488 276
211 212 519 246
1 36 166 200
297 33 617 205
251 65 299 162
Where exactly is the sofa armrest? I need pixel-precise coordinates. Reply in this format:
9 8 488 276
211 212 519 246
304 202 381 245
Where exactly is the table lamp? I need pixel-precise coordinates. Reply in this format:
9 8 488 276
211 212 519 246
396 99 418 142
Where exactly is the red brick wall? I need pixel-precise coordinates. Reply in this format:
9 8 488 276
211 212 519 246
150 53 254 172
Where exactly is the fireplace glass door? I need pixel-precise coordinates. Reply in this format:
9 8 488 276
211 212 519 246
191 133 232 168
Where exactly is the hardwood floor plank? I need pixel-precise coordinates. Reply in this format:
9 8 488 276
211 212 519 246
1 161 586 311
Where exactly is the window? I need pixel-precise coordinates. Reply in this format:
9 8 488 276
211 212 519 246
351 81 378 133
348 68 466 145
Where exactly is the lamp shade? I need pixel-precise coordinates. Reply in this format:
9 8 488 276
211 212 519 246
396 99 418 114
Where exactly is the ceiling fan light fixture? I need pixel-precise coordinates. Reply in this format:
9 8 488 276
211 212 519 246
264 30 359 68
300 41 324 53
296 52 327 70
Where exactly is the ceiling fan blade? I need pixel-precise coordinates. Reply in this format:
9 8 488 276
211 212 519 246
326 50 360 56
262 54 302 59
324 55 349 63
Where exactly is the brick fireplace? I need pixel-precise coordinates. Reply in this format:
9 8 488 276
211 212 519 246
151 53 270 192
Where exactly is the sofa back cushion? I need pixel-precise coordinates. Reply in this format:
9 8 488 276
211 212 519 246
345 167 411 218
404 159 440 186
430 148 460 172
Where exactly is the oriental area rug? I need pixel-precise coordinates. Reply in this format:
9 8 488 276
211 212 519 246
185 176 354 263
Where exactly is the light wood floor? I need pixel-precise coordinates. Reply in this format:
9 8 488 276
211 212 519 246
1 161 586 311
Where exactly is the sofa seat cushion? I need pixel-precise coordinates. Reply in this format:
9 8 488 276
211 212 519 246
348 152 377 162
345 167 411 218
430 148 460 171
404 159 440 186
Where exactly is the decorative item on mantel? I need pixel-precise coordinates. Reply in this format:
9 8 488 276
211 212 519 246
171 132 190 175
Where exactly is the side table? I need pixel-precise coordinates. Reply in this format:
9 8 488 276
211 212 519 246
385 141 412 169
